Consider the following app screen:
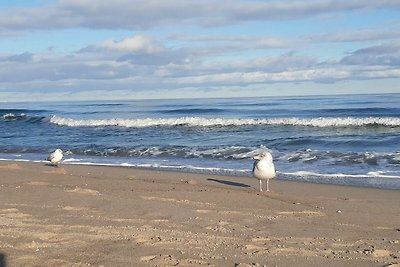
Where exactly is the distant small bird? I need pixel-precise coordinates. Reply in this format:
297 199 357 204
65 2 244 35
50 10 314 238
253 152 276 192
47 149 63 166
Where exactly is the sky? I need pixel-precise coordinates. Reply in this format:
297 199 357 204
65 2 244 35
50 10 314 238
0 0 400 102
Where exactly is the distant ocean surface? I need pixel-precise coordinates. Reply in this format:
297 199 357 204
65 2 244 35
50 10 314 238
1 93 400 189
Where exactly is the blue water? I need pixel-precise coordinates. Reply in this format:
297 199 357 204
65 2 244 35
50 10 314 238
1 93 400 189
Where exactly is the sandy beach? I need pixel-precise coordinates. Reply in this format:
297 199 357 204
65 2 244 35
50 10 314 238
0 161 399 267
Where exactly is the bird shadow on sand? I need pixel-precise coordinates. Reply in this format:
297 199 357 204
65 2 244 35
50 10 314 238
44 163 61 168
207 178 251 188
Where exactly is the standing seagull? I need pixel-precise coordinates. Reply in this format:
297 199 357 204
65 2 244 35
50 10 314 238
253 152 276 192
47 149 63 166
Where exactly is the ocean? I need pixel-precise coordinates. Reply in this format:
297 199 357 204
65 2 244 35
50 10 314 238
1 93 400 189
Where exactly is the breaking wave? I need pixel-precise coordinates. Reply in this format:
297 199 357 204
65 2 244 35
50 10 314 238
49 115 400 128
3 146 398 166
1 113 45 122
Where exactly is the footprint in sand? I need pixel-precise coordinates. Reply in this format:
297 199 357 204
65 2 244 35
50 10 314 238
151 219 169 223
62 206 94 212
26 181 51 186
195 209 213 214
245 240 317 257
140 255 158 262
277 210 325 217
140 254 179 266
65 187 100 195
140 254 210 266
141 196 215 207
371 249 392 258
206 225 231 233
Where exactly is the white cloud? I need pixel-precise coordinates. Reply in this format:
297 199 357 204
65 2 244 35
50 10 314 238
101 35 165 53
307 29 400 43
0 0 399 30
341 43 400 66
172 68 352 86
1 34 400 98
169 33 291 47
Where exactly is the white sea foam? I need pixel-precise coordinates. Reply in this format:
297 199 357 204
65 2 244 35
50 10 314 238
2 113 28 120
0 158 30 162
58 160 249 175
279 171 400 179
62 158 82 162
49 116 400 128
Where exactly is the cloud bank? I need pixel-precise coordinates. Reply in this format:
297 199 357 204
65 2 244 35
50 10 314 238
0 0 399 30
0 1 399 100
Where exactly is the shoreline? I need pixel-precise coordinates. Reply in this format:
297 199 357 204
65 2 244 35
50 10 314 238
1 157 400 190
0 160 399 266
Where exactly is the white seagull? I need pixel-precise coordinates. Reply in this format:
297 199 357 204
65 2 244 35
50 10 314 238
47 148 63 166
252 152 276 192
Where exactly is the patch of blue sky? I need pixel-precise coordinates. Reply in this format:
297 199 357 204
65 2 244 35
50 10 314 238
317 9 400 32
0 0 47 8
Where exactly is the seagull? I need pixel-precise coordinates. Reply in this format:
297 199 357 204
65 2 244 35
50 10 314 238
253 151 276 192
47 149 63 166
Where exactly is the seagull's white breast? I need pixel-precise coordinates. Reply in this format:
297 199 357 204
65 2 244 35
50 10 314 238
48 150 63 163
253 158 275 180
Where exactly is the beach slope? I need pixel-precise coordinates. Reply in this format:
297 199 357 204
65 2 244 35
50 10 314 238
0 161 399 266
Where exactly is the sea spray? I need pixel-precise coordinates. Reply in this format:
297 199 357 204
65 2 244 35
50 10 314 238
49 115 400 128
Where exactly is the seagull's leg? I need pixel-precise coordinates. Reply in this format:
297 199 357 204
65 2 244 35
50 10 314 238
259 180 262 192
266 179 269 192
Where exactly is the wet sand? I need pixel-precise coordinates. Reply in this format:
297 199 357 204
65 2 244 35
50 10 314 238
0 161 399 267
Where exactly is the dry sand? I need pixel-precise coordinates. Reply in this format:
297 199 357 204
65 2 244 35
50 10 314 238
0 161 399 267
